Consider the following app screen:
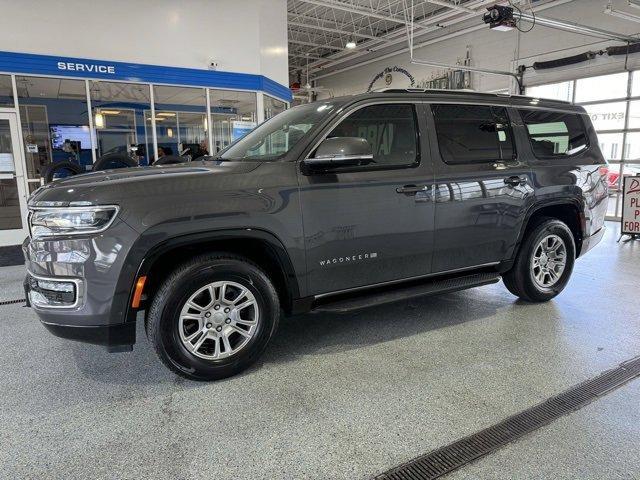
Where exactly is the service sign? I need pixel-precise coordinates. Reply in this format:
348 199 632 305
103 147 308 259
621 176 640 235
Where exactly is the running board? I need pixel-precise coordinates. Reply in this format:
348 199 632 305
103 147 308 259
313 272 500 313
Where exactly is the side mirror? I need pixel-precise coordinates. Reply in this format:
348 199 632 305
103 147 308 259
304 137 374 170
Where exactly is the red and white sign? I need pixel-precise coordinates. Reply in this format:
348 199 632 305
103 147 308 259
621 176 640 235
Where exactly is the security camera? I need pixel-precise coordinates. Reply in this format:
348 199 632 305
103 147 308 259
208 60 219 71
483 5 516 31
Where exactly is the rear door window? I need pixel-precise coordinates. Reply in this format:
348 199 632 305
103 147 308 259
519 110 588 157
431 104 515 164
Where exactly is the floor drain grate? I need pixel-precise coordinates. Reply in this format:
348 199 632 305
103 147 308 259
375 356 640 480
0 298 26 306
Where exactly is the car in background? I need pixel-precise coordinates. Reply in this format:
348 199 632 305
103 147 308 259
607 164 640 191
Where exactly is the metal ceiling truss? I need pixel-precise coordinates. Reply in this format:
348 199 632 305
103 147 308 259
288 0 640 83
287 0 497 76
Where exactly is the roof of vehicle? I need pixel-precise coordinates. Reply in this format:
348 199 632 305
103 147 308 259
326 88 586 114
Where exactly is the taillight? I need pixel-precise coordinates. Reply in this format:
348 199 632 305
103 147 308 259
599 166 609 178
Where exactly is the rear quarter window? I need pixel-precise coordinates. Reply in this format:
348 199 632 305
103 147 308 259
519 109 589 158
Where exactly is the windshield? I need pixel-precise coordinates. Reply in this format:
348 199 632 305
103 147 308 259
219 102 336 161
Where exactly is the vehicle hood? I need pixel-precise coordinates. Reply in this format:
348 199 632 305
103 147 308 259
28 161 262 209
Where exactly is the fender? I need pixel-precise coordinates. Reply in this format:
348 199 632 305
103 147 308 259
109 227 302 326
503 197 586 269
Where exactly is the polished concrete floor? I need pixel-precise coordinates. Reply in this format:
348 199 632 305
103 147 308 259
1 222 639 480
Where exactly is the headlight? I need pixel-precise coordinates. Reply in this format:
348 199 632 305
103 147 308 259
29 206 119 238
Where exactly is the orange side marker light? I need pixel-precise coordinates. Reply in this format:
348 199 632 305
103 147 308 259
131 276 147 308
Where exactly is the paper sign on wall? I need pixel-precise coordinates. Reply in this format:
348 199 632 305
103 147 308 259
621 176 640 235
0 153 14 172
231 121 256 141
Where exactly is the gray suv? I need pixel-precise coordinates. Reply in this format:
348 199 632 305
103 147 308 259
23 90 608 380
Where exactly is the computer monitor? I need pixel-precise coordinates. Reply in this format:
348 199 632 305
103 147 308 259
50 125 92 150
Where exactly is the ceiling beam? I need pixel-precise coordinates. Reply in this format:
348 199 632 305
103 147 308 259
288 38 349 51
288 20 378 40
426 0 475 14
289 52 325 61
296 0 433 31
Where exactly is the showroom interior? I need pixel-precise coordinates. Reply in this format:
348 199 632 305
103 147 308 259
1 0 640 479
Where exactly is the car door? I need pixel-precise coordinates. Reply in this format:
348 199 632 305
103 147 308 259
297 101 435 296
425 103 533 273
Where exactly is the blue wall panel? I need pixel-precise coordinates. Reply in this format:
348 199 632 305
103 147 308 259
0 50 292 102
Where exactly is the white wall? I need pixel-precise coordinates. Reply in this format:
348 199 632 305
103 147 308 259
316 0 640 96
0 0 289 85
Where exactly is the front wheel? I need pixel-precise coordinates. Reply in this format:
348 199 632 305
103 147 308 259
502 217 576 302
146 254 280 380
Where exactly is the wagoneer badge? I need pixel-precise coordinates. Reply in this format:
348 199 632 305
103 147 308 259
319 252 378 267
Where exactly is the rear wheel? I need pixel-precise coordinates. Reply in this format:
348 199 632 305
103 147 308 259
146 254 279 380
502 217 576 302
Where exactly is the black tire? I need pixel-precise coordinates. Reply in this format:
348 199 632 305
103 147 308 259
41 161 83 183
502 217 576 302
92 154 137 171
146 253 280 381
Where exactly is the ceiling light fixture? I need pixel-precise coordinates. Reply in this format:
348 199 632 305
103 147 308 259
345 38 357 49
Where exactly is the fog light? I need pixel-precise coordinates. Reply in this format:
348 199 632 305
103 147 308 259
27 275 78 308
36 279 74 293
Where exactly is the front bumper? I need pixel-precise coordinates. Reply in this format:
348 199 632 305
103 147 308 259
22 218 140 349
41 321 135 351
579 225 605 257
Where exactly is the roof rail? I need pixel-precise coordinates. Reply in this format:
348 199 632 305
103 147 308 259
369 88 572 104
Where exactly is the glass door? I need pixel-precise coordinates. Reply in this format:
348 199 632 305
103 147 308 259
0 112 29 246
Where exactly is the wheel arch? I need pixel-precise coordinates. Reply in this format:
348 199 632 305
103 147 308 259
512 200 586 263
113 228 302 327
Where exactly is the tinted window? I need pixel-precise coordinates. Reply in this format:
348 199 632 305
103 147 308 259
432 104 515 164
519 110 588 157
325 104 418 167
220 102 336 161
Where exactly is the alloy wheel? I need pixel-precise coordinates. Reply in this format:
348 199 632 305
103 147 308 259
531 234 567 288
178 281 259 360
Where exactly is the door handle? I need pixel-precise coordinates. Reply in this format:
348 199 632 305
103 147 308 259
504 176 526 187
396 184 428 194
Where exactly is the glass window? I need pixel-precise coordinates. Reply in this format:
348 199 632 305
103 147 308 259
90 81 151 165
631 71 640 97
527 81 573 102
596 132 624 161
153 85 208 161
432 104 515 164
0 119 22 230
624 132 640 161
324 104 419 167
583 102 626 131
220 101 335 161
264 95 286 120
626 100 640 129
575 72 628 103
16 76 91 180
0 75 14 107
519 110 588 157
209 90 257 154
